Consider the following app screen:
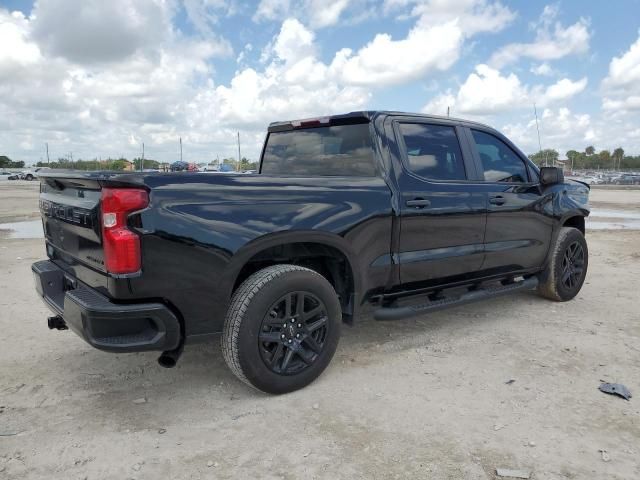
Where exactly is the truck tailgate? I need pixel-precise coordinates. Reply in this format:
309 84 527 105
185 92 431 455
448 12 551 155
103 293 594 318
39 176 106 273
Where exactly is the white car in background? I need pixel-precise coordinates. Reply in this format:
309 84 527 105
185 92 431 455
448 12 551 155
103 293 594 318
20 167 49 181
580 176 604 185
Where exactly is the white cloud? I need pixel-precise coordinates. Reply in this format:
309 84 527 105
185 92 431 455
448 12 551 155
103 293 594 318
502 107 640 156
253 0 359 28
329 20 463 86
502 107 593 154
490 13 590 68
602 33 640 112
273 17 315 63
543 77 588 103
0 11 41 71
604 34 640 89
210 19 370 127
182 0 237 34
530 62 553 76
385 0 516 36
307 0 350 28
30 0 175 64
423 64 587 116
254 0 290 22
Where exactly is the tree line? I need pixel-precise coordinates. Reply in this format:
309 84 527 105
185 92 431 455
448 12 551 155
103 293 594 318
0 155 25 168
32 156 259 171
33 157 162 170
528 146 638 170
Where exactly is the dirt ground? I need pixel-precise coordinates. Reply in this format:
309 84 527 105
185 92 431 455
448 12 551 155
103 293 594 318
1 181 639 479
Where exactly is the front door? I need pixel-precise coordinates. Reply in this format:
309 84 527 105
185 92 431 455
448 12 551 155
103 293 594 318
466 127 554 273
392 119 488 286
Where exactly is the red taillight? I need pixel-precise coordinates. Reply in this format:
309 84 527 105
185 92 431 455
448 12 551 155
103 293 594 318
101 188 149 274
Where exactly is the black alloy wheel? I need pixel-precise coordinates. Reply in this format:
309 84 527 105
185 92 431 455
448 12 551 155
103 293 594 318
560 241 586 290
259 291 329 375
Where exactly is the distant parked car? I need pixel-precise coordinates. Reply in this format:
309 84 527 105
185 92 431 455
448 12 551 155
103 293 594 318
20 167 49 181
7 173 20 180
614 174 640 185
582 176 604 185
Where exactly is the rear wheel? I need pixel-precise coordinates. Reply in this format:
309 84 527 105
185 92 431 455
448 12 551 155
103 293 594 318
537 227 588 301
222 265 341 394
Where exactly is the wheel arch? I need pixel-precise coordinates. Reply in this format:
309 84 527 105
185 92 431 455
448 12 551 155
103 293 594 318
226 231 362 323
562 215 586 234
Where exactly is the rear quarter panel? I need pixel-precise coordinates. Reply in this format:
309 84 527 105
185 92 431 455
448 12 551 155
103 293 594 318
129 173 393 338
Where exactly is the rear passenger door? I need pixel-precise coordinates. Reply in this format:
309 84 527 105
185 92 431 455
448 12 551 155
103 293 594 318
466 127 554 272
391 118 488 286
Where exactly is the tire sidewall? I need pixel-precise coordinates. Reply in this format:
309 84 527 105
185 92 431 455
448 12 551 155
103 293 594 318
552 228 589 301
236 269 341 394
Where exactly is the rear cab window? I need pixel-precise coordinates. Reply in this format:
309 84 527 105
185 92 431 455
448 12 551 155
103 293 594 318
397 123 467 181
260 123 376 176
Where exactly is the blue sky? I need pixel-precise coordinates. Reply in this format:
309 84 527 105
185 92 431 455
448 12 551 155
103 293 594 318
1 0 640 164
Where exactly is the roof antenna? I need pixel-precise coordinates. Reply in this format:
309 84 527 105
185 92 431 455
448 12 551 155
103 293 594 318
533 103 546 166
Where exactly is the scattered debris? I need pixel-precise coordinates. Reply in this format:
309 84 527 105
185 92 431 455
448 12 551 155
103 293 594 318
493 424 505 431
158 428 166 434
0 432 19 436
132 463 142 471
599 449 611 462
312 403 319 410
303 451 311 458
496 468 531 479
528 441 536 447
207 461 214 467
599 383 632 400
133 397 147 404
505 379 516 385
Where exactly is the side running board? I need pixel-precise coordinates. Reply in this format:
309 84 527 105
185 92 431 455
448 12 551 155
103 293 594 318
373 276 539 321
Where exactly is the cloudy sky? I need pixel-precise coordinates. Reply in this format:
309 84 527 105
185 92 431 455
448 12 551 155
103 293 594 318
1 0 640 165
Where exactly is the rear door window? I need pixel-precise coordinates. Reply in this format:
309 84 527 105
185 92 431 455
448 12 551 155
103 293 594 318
471 130 529 183
261 124 376 176
397 123 466 181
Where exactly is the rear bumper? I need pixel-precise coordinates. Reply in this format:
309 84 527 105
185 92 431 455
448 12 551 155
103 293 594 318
32 260 180 353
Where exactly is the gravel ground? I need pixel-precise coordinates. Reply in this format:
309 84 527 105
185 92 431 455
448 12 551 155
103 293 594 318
1 181 639 479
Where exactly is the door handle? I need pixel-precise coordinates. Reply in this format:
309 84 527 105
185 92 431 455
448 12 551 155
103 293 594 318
489 195 506 206
406 198 431 208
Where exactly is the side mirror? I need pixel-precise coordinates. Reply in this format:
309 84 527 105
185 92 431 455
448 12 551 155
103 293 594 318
540 166 564 186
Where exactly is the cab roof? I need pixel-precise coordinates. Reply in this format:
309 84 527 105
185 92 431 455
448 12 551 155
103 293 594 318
267 111 495 133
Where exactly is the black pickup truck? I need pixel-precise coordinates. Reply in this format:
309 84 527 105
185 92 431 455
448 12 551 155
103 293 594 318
32 111 590 393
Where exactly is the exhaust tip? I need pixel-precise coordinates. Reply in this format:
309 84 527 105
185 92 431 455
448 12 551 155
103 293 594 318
158 354 177 368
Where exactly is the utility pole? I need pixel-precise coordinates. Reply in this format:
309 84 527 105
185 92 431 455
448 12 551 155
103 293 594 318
141 142 144 172
180 137 183 163
237 131 241 172
70 152 74 169
533 103 545 166
447 106 450 117
45 143 50 165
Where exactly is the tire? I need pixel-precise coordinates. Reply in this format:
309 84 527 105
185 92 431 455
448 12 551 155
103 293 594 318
25 174 34 181
222 265 341 394
537 227 588 301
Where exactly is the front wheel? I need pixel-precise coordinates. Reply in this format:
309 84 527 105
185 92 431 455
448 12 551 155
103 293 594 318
222 265 341 394
537 227 588 301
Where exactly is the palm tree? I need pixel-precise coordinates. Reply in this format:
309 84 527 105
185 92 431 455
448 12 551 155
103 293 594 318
585 146 595 156
613 147 624 170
